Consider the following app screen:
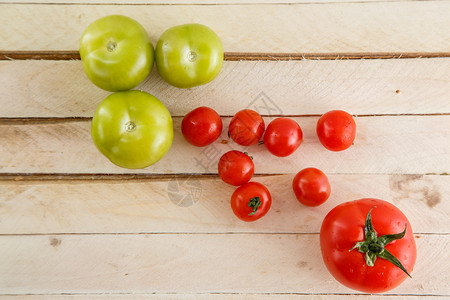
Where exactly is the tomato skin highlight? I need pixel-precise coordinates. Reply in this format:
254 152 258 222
320 198 416 293
231 182 272 222
181 107 223 147
292 168 330 207
91 91 173 169
155 23 223 88
218 150 254 186
316 110 356 151
263 118 303 157
79 15 154 92
228 109 265 146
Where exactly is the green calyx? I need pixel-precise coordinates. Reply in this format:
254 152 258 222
243 152 253 160
350 207 412 278
247 196 261 216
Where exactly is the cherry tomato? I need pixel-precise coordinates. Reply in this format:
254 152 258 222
231 182 272 222
228 109 265 146
218 150 254 186
155 24 223 88
182 107 222 147
91 91 173 169
79 15 154 92
320 198 416 293
316 110 356 151
292 168 330 207
263 118 303 157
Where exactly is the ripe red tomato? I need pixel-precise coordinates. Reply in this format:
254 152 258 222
218 150 254 186
316 110 356 151
320 198 416 293
292 167 330 207
181 107 222 147
228 109 265 146
231 182 271 222
263 118 303 157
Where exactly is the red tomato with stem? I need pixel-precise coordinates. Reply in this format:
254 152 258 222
231 182 271 222
228 109 265 146
182 107 222 147
218 150 254 186
263 117 303 157
292 167 330 207
316 110 356 151
320 198 416 293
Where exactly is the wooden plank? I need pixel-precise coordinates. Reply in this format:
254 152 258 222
0 116 449 174
0 174 448 234
0 234 446 294
0 295 445 299
1 58 450 118
0 0 427 4
1 2 449 53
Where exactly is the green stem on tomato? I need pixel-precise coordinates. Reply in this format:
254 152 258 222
349 207 412 278
247 196 261 216
243 152 253 160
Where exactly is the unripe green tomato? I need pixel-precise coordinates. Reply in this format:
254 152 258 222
91 91 173 169
155 23 223 88
80 15 154 92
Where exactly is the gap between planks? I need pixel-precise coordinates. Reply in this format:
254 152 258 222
1 113 450 124
1 51 450 61
0 173 240 181
0 172 448 182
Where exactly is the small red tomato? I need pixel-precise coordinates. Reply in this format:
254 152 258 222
182 106 222 147
231 182 271 222
218 150 254 186
292 167 330 207
316 110 356 151
320 199 416 293
263 117 303 157
228 109 265 146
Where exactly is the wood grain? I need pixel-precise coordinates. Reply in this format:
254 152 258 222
0 234 446 295
0 174 448 234
1 2 449 52
1 116 449 174
1 58 450 118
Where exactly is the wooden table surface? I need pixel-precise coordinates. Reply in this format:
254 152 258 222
1 0 449 299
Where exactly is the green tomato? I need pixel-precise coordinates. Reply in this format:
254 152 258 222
155 23 223 88
79 15 154 92
91 91 173 169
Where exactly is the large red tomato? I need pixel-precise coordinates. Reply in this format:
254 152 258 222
320 198 416 293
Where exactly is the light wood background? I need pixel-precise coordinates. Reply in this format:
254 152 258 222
0 0 449 299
